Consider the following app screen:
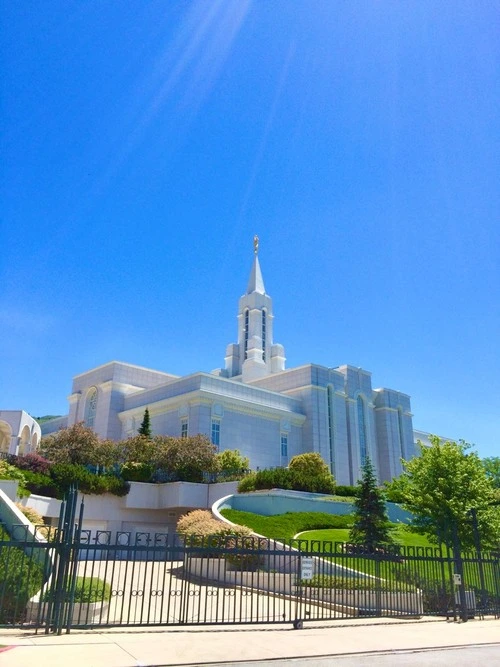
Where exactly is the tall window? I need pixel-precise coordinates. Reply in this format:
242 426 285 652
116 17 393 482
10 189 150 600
398 408 405 458
244 309 249 360
211 419 220 448
280 433 288 458
357 395 367 466
180 419 188 438
261 310 267 361
327 385 335 476
84 387 98 429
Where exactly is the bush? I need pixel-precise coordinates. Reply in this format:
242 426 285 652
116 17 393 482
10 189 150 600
0 527 44 623
0 460 27 485
334 485 358 498
176 510 265 570
237 472 257 493
15 503 44 525
8 453 51 476
121 462 154 483
22 470 59 498
237 465 335 495
43 576 111 603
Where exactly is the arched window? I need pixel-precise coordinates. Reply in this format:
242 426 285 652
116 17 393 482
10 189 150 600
261 310 267 361
357 395 367 466
244 309 249 360
84 387 98 429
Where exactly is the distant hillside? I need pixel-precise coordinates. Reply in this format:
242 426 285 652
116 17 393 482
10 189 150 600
35 415 62 424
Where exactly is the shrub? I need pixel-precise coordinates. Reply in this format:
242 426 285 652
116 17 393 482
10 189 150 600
237 465 335 495
49 463 95 494
334 485 358 498
0 460 27 485
43 576 111 603
22 470 59 498
8 453 51 476
121 462 154 483
176 510 265 570
15 503 55 541
15 503 44 525
0 527 44 623
237 472 257 493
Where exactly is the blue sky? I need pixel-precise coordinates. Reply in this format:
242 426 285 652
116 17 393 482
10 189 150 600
1 1 498 459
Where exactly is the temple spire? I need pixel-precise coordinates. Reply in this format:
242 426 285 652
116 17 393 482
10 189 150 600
224 236 286 379
246 236 265 294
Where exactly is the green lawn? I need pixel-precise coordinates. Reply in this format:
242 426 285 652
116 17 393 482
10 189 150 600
299 526 433 549
220 509 353 541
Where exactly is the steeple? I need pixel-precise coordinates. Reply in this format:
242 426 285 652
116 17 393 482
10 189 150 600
224 237 286 380
246 255 265 295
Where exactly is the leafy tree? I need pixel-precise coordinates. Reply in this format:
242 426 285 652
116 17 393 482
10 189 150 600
119 434 158 465
396 437 500 549
216 449 249 473
39 423 101 466
138 408 152 438
154 434 218 482
482 456 500 489
349 457 393 550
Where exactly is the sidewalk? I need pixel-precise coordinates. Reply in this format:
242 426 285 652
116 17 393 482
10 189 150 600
0 617 498 667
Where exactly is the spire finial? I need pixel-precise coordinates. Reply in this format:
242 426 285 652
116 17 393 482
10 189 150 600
253 235 259 254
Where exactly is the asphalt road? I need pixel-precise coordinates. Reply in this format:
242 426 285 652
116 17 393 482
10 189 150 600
212 644 500 667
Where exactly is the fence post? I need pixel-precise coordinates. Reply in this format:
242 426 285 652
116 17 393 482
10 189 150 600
451 522 468 622
50 486 82 635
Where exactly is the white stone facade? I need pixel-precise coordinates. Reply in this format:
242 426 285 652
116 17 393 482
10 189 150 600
41 249 417 484
0 410 41 456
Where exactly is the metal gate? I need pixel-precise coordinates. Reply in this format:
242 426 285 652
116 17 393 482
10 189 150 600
1 491 499 633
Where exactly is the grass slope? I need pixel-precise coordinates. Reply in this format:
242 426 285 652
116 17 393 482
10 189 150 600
220 509 353 541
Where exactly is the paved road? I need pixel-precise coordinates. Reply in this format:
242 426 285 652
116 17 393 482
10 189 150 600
218 644 500 667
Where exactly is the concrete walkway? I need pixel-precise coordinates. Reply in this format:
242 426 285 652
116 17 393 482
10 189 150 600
0 617 499 667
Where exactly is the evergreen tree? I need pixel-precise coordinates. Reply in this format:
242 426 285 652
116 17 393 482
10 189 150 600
138 408 152 438
349 457 393 550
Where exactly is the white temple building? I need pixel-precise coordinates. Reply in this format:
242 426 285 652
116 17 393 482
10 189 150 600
0 411 41 456
38 240 416 485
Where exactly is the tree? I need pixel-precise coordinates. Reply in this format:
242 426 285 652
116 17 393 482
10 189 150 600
482 457 500 489
349 457 393 550
40 423 100 466
396 437 500 549
288 452 336 494
138 408 152 438
153 434 218 482
216 449 249 474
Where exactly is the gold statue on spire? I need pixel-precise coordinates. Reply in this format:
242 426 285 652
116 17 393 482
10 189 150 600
253 235 259 254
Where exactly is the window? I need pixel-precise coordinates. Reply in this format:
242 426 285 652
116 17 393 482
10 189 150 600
398 407 405 458
244 309 249 359
262 310 267 361
280 433 288 458
180 419 188 438
327 385 335 475
357 395 367 465
211 419 220 448
84 387 98 429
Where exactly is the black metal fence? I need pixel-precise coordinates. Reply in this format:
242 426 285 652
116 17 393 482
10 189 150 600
1 495 499 633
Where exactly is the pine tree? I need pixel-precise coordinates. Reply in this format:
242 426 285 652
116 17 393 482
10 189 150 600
349 457 393 551
138 408 152 438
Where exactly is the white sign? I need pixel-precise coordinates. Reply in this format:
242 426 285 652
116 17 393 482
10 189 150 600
301 557 314 581
453 573 462 586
